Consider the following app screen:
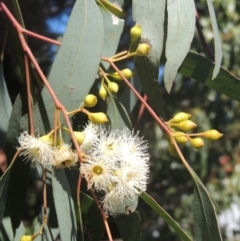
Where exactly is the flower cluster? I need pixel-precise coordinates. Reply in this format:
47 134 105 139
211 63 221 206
18 131 78 168
80 123 150 215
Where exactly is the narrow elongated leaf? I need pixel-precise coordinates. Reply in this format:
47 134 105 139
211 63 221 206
52 169 77 241
164 0 195 92
4 90 30 232
106 92 132 130
113 212 141 241
132 0 165 67
20 0 104 134
99 7 124 70
0 217 13 241
206 0 222 79
80 192 104 241
141 192 192 241
0 64 12 135
132 0 166 118
193 180 222 241
174 51 240 102
0 172 10 225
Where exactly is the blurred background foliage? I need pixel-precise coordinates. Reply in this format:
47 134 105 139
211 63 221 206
2 0 240 240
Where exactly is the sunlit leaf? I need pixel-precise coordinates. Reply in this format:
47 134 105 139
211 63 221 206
141 192 192 241
113 212 141 241
80 192 104 241
99 7 124 70
193 179 223 241
206 0 222 79
132 0 165 67
164 0 195 92
52 169 77 241
20 0 104 134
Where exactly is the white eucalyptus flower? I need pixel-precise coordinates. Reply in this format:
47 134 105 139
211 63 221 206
102 186 139 215
81 156 116 191
80 122 99 153
18 131 54 167
53 144 78 168
91 127 122 162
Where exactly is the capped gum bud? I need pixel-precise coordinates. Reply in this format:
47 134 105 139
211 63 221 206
130 24 142 42
174 131 189 144
99 85 107 100
20 235 33 241
135 43 150 56
88 112 108 124
168 144 179 158
39 134 53 144
74 131 85 145
169 112 191 123
190 138 204 149
203 129 223 141
178 120 197 132
108 81 119 93
109 68 133 81
84 94 97 107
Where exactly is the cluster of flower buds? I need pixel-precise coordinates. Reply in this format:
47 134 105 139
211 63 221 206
166 112 223 156
129 24 150 56
80 122 150 215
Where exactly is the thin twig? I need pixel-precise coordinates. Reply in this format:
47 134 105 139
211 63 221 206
89 189 113 241
23 55 34 135
102 57 171 136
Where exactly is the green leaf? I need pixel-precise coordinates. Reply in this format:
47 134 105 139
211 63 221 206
106 92 132 130
0 35 12 148
0 172 10 225
52 169 77 241
164 0 195 92
135 57 165 119
193 180 222 241
132 0 165 67
176 51 240 102
20 0 104 134
206 0 222 79
99 7 124 70
4 90 30 232
80 192 104 241
113 212 141 241
132 0 166 118
141 192 192 241
0 217 13 241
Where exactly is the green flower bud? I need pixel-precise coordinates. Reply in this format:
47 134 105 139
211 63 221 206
99 85 107 100
190 138 204 149
20 235 33 241
39 134 53 145
169 112 191 123
168 144 179 158
108 81 119 93
178 120 197 132
73 131 85 145
109 68 133 81
135 43 150 56
84 94 97 107
203 129 223 141
88 112 108 124
130 24 142 42
174 131 189 144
